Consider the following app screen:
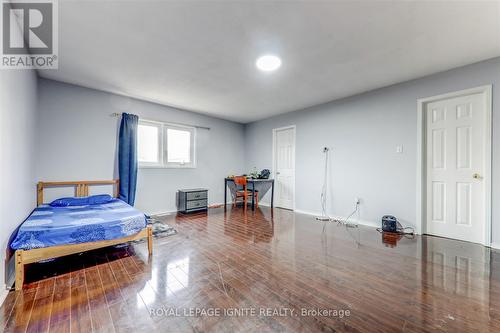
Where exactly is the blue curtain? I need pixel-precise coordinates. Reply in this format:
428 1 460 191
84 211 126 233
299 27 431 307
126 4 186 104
118 113 139 205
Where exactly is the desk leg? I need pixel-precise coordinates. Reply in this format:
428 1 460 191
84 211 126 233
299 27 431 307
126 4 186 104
252 182 255 211
271 180 274 208
224 179 227 209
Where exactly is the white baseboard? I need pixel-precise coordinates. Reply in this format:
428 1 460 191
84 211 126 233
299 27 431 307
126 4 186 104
148 210 177 217
294 209 379 228
148 202 230 217
490 242 500 250
294 208 323 217
148 204 377 231
294 208 325 217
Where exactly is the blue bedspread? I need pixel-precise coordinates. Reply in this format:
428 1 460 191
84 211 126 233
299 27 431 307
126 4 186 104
11 199 146 250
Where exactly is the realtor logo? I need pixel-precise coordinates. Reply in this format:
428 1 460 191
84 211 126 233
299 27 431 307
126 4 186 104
1 0 58 69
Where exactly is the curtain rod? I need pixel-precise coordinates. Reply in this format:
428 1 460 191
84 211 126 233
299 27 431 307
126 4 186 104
110 113 211 130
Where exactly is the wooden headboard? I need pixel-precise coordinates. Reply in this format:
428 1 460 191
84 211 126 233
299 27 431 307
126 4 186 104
37 180 120 205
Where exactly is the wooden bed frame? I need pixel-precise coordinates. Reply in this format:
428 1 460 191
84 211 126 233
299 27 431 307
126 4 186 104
15 180 153 290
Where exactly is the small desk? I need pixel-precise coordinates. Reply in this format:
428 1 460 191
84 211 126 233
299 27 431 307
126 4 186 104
224 178 274 210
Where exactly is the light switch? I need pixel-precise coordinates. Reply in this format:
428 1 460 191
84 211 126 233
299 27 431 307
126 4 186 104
396 145 403 154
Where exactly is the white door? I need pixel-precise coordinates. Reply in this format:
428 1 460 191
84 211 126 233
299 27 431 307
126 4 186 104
273 126 295 210
426 92 487 244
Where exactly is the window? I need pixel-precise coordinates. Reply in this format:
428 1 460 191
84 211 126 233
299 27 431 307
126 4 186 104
138 122 161 164
137 120 196 168
167 128 191 164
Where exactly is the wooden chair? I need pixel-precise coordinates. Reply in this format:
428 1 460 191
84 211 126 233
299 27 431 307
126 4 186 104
232 176 259 209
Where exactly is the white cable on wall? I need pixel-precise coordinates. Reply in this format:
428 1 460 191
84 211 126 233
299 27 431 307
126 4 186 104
316 147 331 222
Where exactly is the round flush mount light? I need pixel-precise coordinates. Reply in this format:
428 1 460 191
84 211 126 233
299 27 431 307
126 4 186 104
256 55 281 72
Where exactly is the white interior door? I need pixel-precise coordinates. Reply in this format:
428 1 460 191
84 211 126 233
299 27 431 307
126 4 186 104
273 126 295 210
425 92 487 244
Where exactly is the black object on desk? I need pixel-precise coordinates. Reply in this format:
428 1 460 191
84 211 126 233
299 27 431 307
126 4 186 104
224 178 274 210
177 188 208 213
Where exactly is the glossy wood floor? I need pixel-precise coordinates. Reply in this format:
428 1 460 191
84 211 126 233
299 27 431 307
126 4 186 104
2 206 500 332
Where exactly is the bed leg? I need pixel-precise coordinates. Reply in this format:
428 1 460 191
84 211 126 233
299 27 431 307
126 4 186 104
147 226 153 256
15 250 24 291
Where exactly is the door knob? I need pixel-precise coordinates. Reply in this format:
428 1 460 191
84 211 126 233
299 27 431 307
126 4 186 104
473 173 482 180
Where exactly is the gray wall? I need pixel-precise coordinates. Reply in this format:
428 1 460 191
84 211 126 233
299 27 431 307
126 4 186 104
36 79 245 214
245 57 500 242
0 70 38 293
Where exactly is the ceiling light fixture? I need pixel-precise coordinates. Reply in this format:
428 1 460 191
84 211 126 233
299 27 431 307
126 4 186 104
256 55 281 72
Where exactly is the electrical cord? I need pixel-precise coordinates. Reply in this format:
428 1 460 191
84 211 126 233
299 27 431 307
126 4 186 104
335 202 359 227
339 206 357 225
316 147 331 222
321 149 328 217
333 202 361 246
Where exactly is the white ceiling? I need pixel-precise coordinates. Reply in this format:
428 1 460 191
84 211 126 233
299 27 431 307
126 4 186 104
40 1 500 123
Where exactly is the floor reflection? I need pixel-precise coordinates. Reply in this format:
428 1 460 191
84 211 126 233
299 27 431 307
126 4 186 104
381 231 402 247
419 236 492 331
4 207 500 332
223 207 274 243
167 257 190 294
138 277 158 307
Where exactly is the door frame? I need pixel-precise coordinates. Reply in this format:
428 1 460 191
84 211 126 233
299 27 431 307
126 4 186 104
416 85 492 246
272 125 296 211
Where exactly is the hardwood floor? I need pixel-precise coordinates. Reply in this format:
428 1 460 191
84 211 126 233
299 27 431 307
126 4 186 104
1 206 500 332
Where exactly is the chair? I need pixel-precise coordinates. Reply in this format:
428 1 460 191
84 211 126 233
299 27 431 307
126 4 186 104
232 176 259 209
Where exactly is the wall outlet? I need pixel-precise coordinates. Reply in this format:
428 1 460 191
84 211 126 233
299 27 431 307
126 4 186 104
396 145 404 154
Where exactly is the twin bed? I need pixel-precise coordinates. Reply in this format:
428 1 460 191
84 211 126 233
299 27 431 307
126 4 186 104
10 180 153 290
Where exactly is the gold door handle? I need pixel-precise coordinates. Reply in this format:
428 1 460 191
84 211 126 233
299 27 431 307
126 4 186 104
473 173 482 180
